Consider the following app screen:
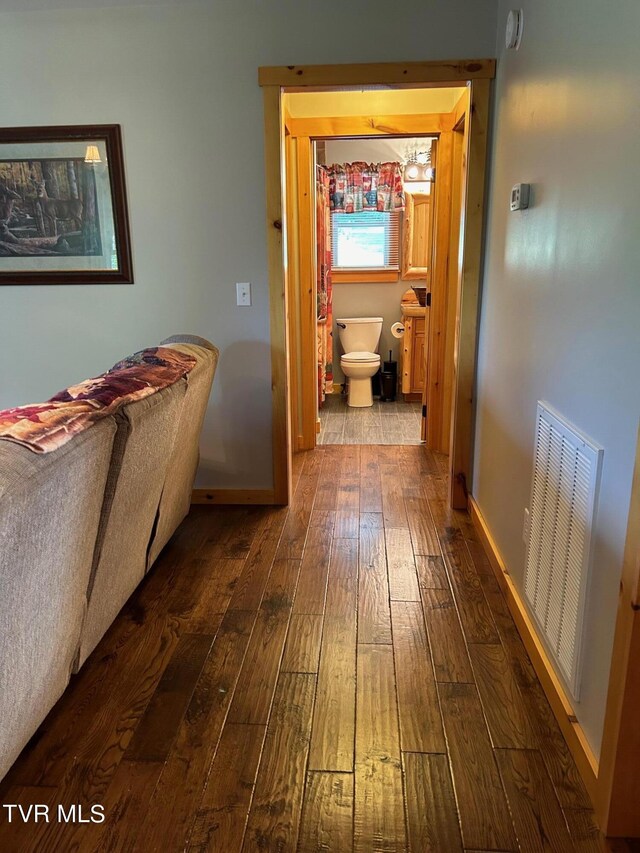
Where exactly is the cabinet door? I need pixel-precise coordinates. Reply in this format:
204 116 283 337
401 192 434 281
411 317 426 394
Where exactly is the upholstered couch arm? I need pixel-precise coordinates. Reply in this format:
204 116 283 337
160 334 217 352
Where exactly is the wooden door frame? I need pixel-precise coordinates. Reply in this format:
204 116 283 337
285 133 316 452
259 59 494 506
287 113 454 455
423 127 455 454
596 426 640 836
424 99 468 455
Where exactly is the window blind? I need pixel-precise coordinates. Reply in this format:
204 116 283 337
331 211 400 270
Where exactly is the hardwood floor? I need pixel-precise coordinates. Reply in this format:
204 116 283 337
0 445 633 851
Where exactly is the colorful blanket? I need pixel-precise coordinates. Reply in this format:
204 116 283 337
0 347 196 454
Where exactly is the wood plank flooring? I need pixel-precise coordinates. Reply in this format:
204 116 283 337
0 445 632 852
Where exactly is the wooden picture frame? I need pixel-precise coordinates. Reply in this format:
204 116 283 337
0 124 133 285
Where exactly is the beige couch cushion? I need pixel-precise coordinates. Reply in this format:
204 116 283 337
0 418 116 780
146 338 218 567
77 380 186 668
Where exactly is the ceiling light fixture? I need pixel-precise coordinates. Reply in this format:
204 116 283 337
402 146 433 183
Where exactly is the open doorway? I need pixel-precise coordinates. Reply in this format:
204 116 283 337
313 133 436 447
259 61 494 507
281 79 478 499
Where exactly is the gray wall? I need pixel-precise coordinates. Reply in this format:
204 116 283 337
325 138 427 382
474 0 640 757
0 0 497 489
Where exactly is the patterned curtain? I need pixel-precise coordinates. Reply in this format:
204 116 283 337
327 161 404 213
316 166 333 406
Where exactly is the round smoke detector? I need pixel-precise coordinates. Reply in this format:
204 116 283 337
506 8 524 50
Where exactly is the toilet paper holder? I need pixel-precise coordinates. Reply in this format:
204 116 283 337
391 321 405 339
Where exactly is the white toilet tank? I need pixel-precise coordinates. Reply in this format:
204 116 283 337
336 317 383 354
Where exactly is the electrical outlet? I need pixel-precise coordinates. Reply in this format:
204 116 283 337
523 507 530 545
236 282 251 306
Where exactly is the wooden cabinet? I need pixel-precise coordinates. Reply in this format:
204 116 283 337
401 192 434 282
400 313 427 399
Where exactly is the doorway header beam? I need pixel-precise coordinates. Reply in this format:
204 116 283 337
258 59 496 88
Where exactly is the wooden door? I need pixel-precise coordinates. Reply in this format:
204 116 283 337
402 192 434 282
285 135 317 451
411 317 426 394
420 125 466 454
420 140 437 442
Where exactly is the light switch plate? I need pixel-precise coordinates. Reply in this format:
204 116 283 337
236 282 251 306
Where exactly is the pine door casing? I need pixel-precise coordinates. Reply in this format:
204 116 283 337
261 61 493 511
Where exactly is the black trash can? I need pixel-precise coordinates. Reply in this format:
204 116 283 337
379 371 396 402
380 354 397 402
383 356 398 376
379 353 397 401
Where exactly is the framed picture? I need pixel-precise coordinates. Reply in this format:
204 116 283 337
0 124 133 285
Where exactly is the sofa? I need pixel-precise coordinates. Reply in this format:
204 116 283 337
0 334 218 781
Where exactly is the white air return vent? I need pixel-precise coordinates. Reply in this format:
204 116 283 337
524 402 603 700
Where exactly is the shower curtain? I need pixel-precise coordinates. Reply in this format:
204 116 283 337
316 166 333 406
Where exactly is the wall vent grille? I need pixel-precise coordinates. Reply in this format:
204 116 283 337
524 402 603 700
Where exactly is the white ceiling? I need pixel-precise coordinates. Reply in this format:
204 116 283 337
287 87 467 118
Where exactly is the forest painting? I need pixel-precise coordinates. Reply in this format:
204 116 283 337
0 158 101 258
0 125 133 285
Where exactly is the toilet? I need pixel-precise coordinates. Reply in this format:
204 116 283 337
337 317 383 407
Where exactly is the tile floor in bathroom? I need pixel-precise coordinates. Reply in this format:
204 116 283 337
318 390 423 445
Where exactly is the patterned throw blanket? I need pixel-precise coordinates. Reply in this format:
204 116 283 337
0 347 196 454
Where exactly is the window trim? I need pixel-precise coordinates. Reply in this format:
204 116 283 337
332 268 399 284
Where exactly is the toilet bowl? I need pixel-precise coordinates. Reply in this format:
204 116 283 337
337 317 383 408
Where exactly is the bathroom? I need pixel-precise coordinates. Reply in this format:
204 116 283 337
316 136 433 445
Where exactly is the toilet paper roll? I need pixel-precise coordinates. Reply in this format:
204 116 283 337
391 322 405 339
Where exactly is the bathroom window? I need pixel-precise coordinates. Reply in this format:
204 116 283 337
331 211 400 283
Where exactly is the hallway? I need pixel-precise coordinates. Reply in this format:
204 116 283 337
0 445 609 851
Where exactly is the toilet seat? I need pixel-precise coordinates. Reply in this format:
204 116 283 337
341 351 380 364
